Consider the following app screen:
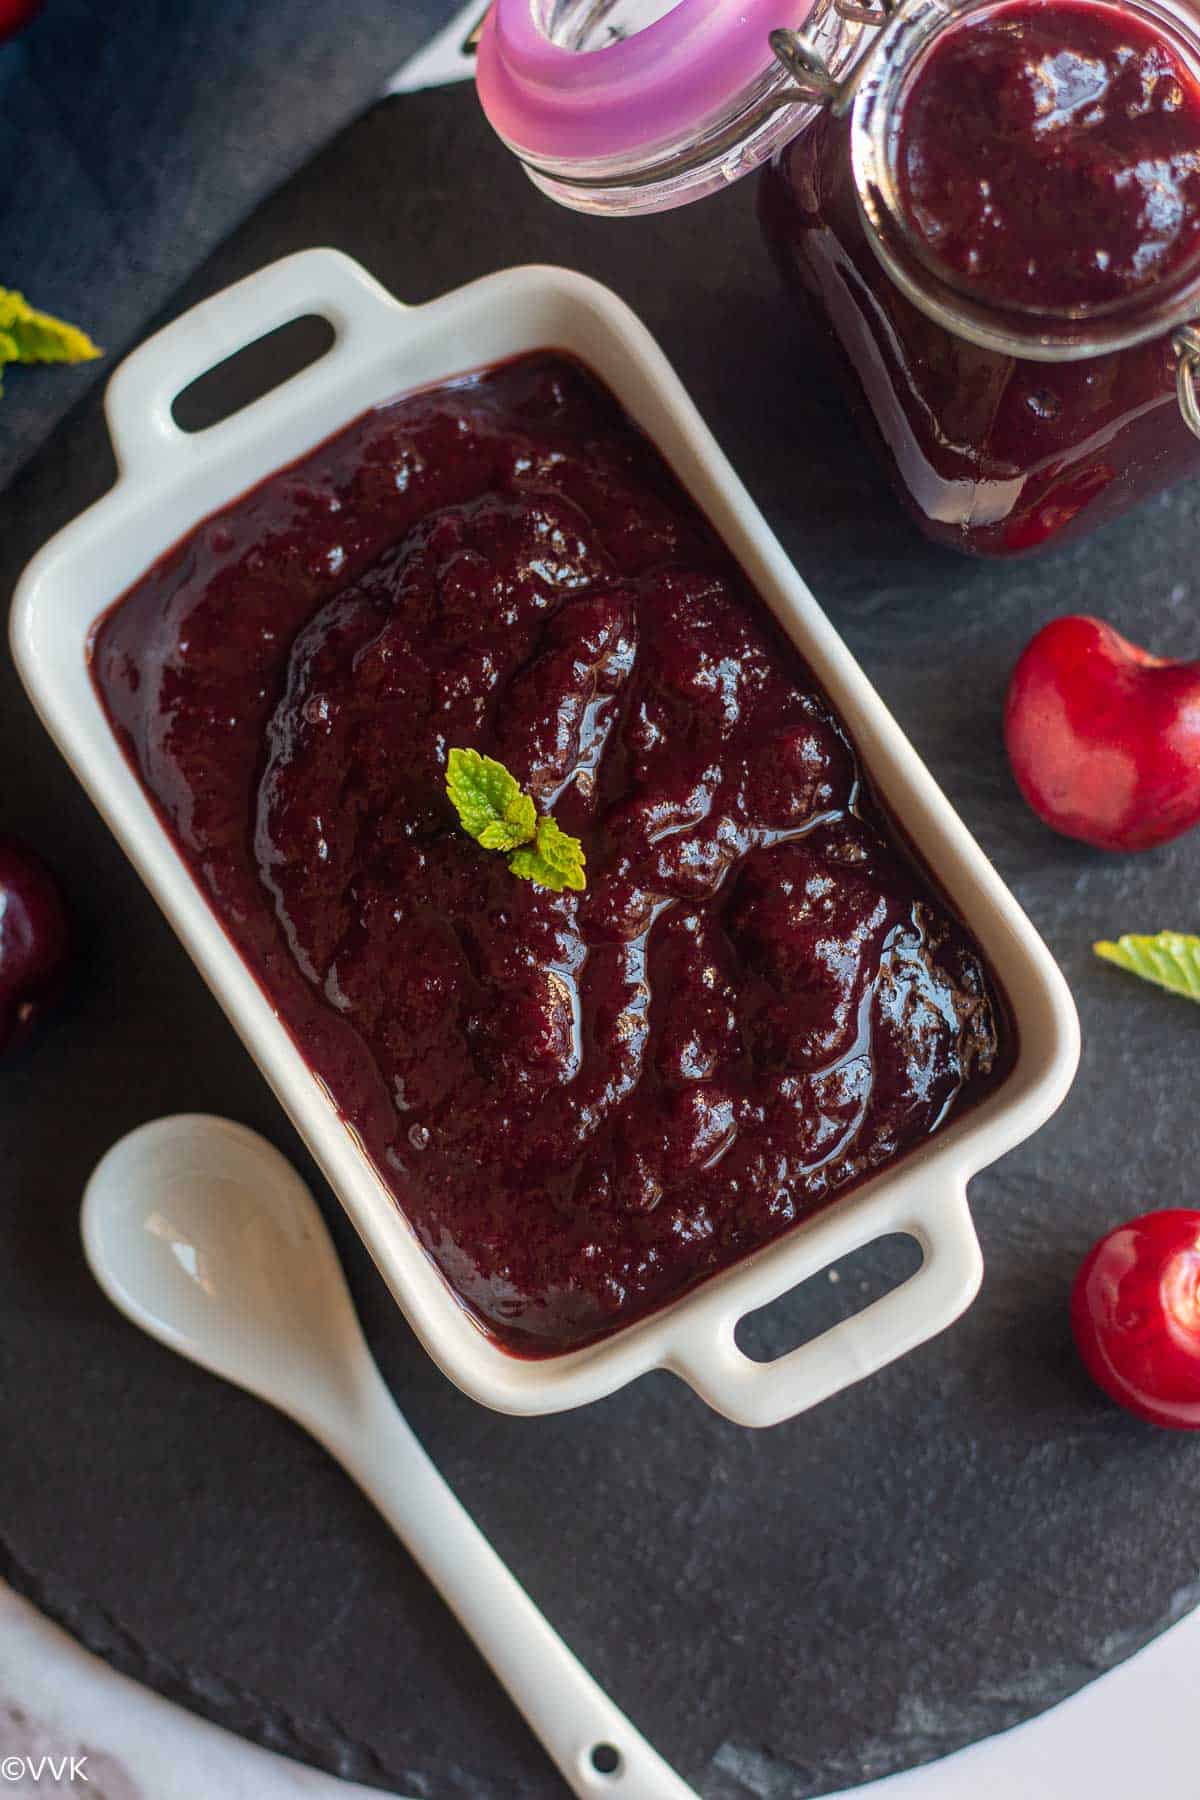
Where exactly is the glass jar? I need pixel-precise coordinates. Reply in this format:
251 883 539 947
760 0 1200 554
476 0 1200 556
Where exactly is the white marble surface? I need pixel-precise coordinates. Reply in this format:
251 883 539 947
0 1582 380 1798
1 1567 1197 1797
0 10 1193 1797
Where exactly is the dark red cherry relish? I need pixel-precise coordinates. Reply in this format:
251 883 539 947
897 0 1200 312
91 353 1012 1354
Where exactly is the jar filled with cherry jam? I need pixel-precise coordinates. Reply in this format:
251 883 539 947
761 0 1200 554
476 0 1200 555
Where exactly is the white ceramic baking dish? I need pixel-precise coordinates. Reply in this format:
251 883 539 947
11 248 1079 1428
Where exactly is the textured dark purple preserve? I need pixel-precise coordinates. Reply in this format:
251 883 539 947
90 352 1012 1353
759 0 1200 554
897 0 1200 312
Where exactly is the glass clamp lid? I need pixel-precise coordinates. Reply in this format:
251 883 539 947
474 0 877 214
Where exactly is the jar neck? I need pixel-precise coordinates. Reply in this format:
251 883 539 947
846 0 1200 363
476 0 872 216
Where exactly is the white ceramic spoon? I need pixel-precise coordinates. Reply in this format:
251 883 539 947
81 1113 698 1800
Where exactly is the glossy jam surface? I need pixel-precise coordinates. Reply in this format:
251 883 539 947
898 0 1200 311
759 0 1200 556
92 354 1011 1354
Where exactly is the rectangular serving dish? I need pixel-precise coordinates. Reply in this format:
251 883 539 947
11 248 1079 1427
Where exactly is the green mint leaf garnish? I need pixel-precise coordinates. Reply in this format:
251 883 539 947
445 748 586 891
0 290 101 397
508 814 587 893
1094 931 1200 1002
446 747 537 853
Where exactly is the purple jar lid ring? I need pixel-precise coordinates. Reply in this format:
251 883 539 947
477 0 821 163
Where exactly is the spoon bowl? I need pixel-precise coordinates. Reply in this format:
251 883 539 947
81 1112 698 1800
83 1114 371 1431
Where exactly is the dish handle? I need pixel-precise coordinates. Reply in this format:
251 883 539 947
104 248 404 480
666 1174 982 1428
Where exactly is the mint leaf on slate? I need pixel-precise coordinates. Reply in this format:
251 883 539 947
1094 931 1200 1002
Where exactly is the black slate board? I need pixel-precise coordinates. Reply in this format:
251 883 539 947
3 80 1200 1800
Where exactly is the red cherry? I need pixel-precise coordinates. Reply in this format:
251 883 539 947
0 836 69 1055
1071 1210 1200 1428
0 0 45 43
1004 614 1200 851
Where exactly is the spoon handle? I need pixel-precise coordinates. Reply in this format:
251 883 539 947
319 1370 698 1800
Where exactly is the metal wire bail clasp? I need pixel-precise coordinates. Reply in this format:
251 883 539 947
769 26 846 108
771 0 895 115
1176 325 1200 442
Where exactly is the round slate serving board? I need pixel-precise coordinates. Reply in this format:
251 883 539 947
3 80 1200 1800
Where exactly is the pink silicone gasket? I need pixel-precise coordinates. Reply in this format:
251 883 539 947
476 0 813 162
